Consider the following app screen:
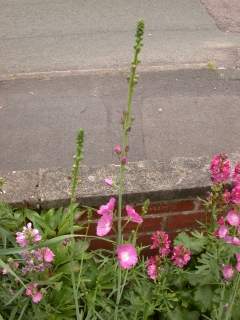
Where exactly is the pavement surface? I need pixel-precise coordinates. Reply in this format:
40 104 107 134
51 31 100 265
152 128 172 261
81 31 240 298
201 0 240 33
0 0 240 77
1 69 240 172
0 1 240 172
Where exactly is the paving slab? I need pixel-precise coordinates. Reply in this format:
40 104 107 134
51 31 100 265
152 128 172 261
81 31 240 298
0 69 240 173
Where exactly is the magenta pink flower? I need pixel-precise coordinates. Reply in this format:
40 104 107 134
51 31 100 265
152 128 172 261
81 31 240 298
231 236 240 246
26 283 43 304
117 244 138 269
226 210 240 226
217 216 225 226
231 185 240 204
104 178 113 187
146 256 158 280
172 245 191 268
233 163 240 185
114 144 121 155
210 154 230 183
96 213 113 237
125 205 143 224
222 264 234 280
216 225 228 239
16 223 41 247
97 197 116 215
150 231 171 257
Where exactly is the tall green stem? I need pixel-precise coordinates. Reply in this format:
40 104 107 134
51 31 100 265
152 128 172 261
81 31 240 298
69 130 84 320
114 20 144 320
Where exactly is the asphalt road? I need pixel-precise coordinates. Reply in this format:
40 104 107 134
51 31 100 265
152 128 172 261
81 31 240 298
1 69 240 172
0 0 240 76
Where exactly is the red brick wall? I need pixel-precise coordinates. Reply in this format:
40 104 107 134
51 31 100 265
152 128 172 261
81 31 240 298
83 198 207 251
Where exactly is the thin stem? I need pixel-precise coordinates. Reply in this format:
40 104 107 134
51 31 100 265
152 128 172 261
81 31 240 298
114 20 144 320
69 130 84 320
224 273 240 320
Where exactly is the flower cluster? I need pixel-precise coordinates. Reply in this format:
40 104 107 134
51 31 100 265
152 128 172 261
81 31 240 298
25 283 43 303
146 230 191 280
16 223 41 247
210 154 230 183
15 224 54 304
21 247 55 274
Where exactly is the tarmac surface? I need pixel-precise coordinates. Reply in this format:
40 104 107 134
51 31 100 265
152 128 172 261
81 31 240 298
1 69 240 172
0 1 240 172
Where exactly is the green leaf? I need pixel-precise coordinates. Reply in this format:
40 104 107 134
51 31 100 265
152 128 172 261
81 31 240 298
174 231 207 254
194 285 213 312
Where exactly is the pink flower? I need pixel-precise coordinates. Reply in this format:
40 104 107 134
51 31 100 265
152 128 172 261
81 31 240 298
172 245 191 268
116 244 138 269
114 144 121 155
232 237 240 246
125 205 143 224
16 223 41 247
217 216 225 226
97 197 116 215
222 265 234 280
231 185 240 204
216 225 228 239
223 190 231 204
224 235 234 244
96 213 113 237
232 163 240 185
42 247 55 263
26 283 43 304
226 210 240 226
104 178 113 187
146 256 158 280
150 231 171 257
236 254 240 272
121 157 128 165
210 154 230 183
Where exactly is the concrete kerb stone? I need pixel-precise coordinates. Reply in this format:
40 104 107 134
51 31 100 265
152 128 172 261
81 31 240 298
1 153 240 209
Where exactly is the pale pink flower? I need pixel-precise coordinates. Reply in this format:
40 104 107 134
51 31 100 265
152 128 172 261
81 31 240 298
231 185 240 204
236 254 240 272
16 223 41 247
224 235 234 244
210 154 230 183
125 205 143 224
104 178 113 187
172 245 191 268
26 283 43 304
96 213 113 237
42 247 55 263
226 210 240 226
222 265 234 280
117 244 138 269
114 144 121 155
146 256 158 280
150 231 171 257
232 163 240 185
216 225 228 239
97 197 116 215
231 237 240 246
